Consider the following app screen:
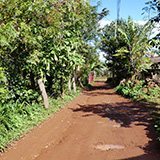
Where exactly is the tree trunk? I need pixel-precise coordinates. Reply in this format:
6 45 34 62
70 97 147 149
38 79 49 109
72 76 76 92
112 66 115 85
60 77 64 98
78 77 84 88
68 78 71 91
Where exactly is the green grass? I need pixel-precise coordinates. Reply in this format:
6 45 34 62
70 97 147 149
95 77 107 81
115 80 160 104
0 90 81 152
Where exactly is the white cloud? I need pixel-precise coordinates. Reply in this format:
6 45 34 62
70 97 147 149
134 21 160 38
134 21 160 37
99 20 148 28
98 20 159 61
134 20 147 25
99 19 159 37
99 20 111 28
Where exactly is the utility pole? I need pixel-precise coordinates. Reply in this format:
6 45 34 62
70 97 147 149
115 0 121 38
114 0 121 85
117 0 121 20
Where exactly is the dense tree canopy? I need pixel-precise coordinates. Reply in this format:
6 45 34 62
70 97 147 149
144 0 160 53
145 0 160 22
0 0 108 102
100 17 154 85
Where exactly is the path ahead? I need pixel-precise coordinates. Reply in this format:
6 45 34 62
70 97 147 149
1 81 160 160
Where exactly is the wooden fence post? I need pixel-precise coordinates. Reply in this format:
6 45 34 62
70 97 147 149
38 79 50 109
72 76 76 92
68 78 71 91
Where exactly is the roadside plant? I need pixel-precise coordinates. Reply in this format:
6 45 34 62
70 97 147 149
115 17 154 79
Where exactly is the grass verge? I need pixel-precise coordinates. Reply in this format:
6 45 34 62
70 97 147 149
0 90 80 152
95 77 107 81
115 80 160 140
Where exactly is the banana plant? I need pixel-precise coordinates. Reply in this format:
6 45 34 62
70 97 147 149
116 17 154 78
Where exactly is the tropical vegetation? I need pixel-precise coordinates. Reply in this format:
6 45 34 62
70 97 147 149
100 17 154 85
0 0 107 151
0 0 160 152
99 0 160 140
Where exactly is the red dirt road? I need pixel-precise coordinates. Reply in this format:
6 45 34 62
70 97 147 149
0 81 160 160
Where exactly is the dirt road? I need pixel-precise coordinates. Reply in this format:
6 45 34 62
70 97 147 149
0 81 160 160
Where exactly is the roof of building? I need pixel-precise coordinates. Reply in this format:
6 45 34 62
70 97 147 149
151 56 160 64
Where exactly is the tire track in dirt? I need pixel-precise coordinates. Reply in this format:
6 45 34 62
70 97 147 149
0 81 160 160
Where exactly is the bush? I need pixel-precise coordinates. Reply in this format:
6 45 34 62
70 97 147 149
115 79 160 140
115 79 160 102
115 80 147 100
0 90 80 152
0 68 9 104
155 119 160 141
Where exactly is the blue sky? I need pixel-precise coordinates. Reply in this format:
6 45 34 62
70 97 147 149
90 0 149 21
89 0 159 61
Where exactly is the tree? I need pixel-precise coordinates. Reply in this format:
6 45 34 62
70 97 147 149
0 68 8 104
100 17 153 85
100 19 129 85
116 17 154 79
144 0 160 55
144 0 160 22
0 0 108 104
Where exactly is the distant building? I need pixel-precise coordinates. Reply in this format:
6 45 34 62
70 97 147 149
143 56 160 79
151 56 160 68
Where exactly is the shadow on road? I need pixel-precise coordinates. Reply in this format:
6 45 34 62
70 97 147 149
85 82 112 91
73 102 151 128
72 82 160 160
82 82 117 96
